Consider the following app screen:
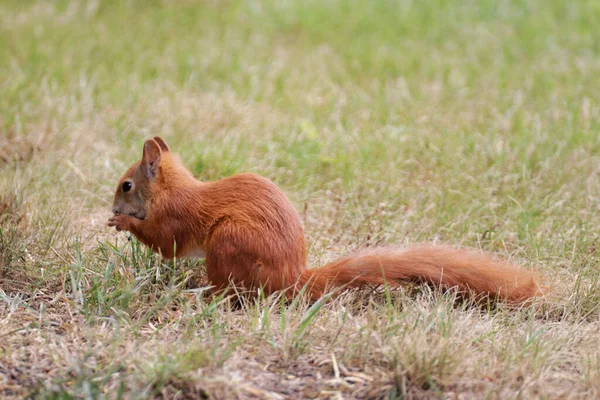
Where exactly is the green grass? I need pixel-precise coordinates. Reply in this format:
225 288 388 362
2 0 600 398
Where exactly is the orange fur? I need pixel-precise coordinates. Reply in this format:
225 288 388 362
108 137 544 304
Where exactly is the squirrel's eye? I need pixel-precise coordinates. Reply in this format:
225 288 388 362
122 181 133 193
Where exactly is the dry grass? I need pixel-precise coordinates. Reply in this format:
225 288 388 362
2 0 600 398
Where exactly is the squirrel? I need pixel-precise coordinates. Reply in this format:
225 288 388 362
108 136 543 304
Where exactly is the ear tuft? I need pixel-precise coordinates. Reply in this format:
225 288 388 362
153 136 170 152
142 139 162 179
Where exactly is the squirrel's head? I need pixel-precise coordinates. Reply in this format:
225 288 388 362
111 136 170 220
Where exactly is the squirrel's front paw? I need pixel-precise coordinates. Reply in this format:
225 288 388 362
107 214 134 232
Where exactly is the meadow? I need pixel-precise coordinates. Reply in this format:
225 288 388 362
2 0 600 398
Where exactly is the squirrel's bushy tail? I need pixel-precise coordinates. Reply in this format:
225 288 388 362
298 246 543 304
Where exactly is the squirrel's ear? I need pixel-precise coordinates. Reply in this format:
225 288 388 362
153 136 170 152
142 139 162 179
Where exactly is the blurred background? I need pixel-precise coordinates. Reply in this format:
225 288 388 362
3 0 600 257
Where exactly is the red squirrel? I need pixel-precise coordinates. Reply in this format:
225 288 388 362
108 136 543 304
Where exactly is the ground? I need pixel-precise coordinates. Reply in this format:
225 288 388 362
1 1 600 399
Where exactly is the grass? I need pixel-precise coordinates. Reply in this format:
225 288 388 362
1 0 600 398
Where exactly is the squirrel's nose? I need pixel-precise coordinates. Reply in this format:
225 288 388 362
112 208 119 215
